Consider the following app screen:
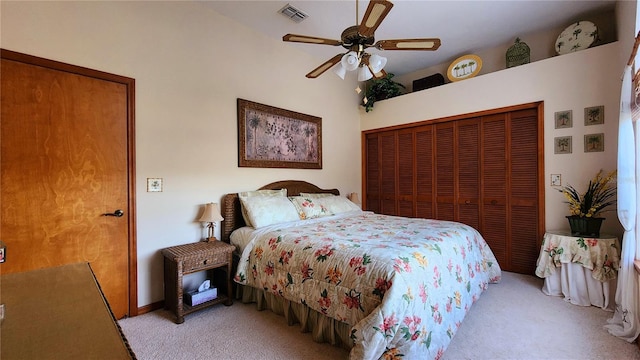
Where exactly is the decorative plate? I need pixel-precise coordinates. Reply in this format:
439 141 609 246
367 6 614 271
555 21 598 55
446 54 482 82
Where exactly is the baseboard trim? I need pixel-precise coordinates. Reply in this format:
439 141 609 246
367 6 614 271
136 301 164 315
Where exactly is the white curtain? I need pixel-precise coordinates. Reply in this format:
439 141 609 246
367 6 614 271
606 64 640 341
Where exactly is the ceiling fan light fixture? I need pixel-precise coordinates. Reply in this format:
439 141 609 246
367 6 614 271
358 65 373 81
341 51 360 72
368 54 387 73
334 64 347 79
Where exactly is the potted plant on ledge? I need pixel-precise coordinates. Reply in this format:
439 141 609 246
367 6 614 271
362 73 405 112
559 169 617 237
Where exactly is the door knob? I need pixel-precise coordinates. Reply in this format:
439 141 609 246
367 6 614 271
103 209 124 217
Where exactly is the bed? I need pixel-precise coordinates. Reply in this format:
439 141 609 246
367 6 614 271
222 180 501 360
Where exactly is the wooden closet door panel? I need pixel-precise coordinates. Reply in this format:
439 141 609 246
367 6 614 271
509 109 539 273
397 130 415 217
457 119 480 229
365 134 381 213
415 126 434 219
380 132 397 215
435 123 455 221
481 114 508 267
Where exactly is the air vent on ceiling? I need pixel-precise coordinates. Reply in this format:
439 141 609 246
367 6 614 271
279 4 308 23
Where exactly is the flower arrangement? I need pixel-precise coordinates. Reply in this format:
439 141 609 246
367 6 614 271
559 169 617 218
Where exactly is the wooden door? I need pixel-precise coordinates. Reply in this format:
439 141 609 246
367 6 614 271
415 126 434 219
481 114 508 268
0 50 136 319
362 103 543 274
434 123 455 221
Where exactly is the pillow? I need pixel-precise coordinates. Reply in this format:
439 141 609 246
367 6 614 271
299 192 335 198
239 196 300 228
320 195 362 214
238 189 287 227
289 196 332 220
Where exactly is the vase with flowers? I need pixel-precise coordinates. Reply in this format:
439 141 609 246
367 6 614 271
559 169 617 237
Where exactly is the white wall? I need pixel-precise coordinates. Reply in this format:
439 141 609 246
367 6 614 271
1 1 362 307
360 42 624 238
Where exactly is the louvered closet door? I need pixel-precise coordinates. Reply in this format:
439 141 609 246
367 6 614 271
481 114 508 268
397 129 416 217
415 126 434 219
365 133 381 213
380 132 397 215
435 123 455 221
457 119 480 229
508 109 539 273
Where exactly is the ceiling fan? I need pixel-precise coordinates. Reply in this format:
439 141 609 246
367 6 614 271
282 0 441 81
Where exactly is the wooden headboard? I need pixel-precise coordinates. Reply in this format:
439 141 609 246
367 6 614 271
220 180 340 243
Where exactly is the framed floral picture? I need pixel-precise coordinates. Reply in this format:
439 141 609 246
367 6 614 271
554 110 572 129
237 98 322 169
584 105 604 125
584 133 604 152
554 136 572 154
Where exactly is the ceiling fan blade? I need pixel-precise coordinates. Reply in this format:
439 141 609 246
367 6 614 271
359 0 394 38
306 54 343 78
372 68 387 79
283 34 342 46
375 38 442 51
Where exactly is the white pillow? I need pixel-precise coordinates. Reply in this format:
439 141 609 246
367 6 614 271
299 192 335 198
239 196 300 228
320 196 362 214
238 189 287 227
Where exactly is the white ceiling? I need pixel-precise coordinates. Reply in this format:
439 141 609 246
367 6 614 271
203 0 617 77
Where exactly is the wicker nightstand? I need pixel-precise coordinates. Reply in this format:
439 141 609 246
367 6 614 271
162 241 234 324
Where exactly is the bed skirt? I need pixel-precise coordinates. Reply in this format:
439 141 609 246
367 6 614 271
236 284 353 351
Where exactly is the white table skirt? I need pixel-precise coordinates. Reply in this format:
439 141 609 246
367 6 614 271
541 261 617 311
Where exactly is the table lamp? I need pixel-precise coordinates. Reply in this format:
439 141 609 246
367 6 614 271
198 202 224 242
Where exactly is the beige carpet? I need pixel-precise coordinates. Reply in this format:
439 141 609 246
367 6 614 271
119 272 640 359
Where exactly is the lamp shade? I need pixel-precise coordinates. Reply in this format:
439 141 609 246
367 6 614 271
334 64 347 79
358 66 373 81
368 54 387 73
340 51 360 71
198 203 223 223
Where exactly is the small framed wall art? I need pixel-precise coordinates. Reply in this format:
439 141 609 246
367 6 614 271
147 178 163 192
554 110 572 129
584 133 604 152
554 136 572 154
584 105 604 125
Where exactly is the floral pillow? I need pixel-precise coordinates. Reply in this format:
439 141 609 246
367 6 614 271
238 189 287 227
239 195 300 228
289 196 331 219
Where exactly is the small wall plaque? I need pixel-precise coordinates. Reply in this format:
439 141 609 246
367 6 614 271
147 178 163 192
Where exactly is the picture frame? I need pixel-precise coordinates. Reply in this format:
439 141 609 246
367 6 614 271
584 105 604 125
554 110 572 129
237 98 322 169
551 174 562 187
147 178 163 192
584 133 604 152
554 136 572 154
446 54 482 82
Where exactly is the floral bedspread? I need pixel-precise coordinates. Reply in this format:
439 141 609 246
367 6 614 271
234 211 502 360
